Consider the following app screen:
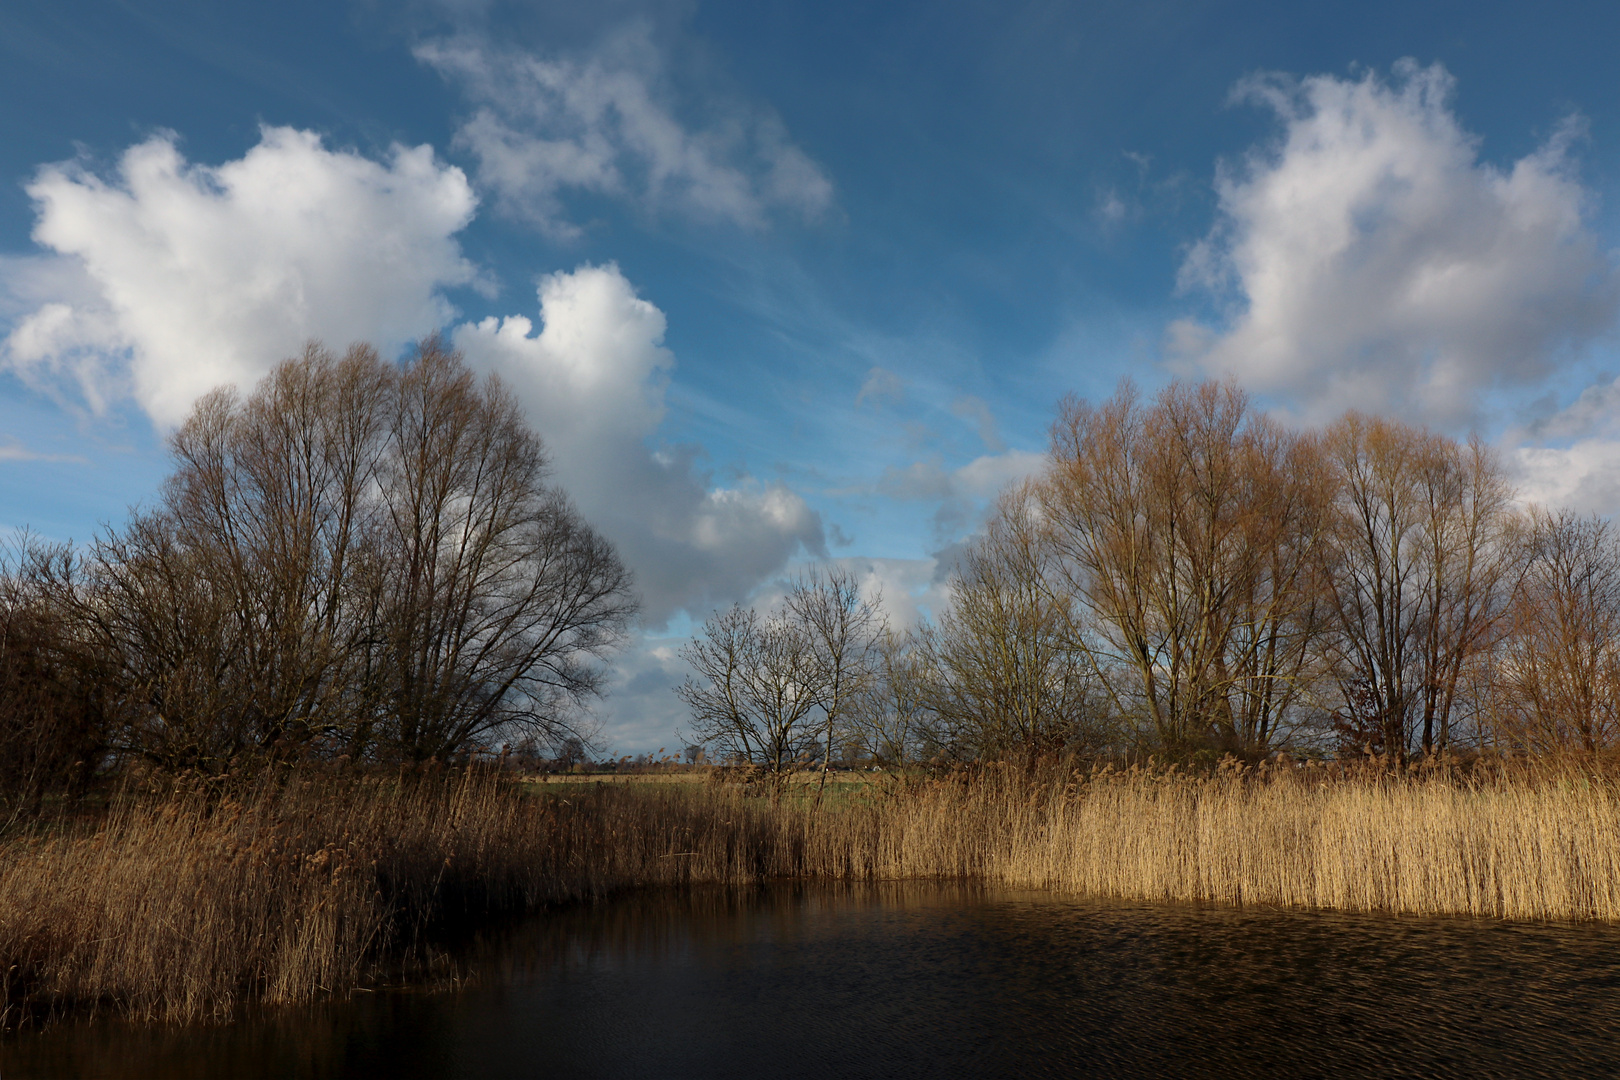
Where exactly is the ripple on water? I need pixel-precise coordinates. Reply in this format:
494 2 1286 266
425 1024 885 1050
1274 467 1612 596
6 883 1620 1079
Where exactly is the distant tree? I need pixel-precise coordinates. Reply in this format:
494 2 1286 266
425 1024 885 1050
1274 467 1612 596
1489 510 1620 755
846 627 936 768
923 483 1106 760
677 604 823 791
678 566 889 795
555 736 587 770
783 566 884 803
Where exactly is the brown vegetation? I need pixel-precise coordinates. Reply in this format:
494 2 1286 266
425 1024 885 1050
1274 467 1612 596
9 761 1620 1026
12 357 1620 1036
1045 382 1333 756
683 380 1614 775
801 379 1620 769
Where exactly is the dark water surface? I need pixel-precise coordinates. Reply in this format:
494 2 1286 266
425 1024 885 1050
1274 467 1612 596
7 883 1620 1078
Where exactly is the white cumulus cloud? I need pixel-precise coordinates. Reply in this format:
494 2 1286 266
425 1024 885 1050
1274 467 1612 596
0 129 822 625
1171 60 1619 423
1513 439 1620 516
452 263 825 623
1503 377 1620 515
5 127 479 427
416 25 833 238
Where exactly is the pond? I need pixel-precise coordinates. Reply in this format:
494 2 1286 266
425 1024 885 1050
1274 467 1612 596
7 883 1620 1078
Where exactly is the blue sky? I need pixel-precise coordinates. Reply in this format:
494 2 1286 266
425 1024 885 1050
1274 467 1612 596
4 0 1620 751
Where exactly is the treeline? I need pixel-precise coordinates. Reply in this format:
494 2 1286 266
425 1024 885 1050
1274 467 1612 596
682 381 1620 774
0 339 636 808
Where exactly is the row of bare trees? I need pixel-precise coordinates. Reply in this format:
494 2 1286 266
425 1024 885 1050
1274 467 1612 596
0 339 636 795
677 568 883 795
678 544 1111 777
681 380 1620 769
1034 381 1620 761
1034 382 1532 761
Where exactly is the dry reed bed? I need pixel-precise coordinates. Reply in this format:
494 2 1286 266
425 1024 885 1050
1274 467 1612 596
0 770 933 1025
1000 767 1620 921
4 764 1620 1024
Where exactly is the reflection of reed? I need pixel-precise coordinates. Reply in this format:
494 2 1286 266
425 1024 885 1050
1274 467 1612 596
471 879 988 986
8 763 1620 1023
0 770 985 1025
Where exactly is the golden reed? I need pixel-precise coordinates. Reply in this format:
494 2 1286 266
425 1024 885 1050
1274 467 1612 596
4 760 1620 1024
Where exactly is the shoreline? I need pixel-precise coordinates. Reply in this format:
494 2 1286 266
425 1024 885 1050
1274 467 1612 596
4 762 1620 1027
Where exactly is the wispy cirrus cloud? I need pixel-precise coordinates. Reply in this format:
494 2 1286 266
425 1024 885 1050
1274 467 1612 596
951 394 1005 452
855 366 905 408
416 24 834 239
868 448 1046 541
0 438 87 464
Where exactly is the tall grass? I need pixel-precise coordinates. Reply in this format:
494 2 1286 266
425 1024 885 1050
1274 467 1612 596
5 761 1620 1024
986 762 1620 921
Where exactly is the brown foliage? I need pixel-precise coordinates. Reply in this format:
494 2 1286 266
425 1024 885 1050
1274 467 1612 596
1027 381 1529 764
1490 510 1620 754
1042 380 1332 756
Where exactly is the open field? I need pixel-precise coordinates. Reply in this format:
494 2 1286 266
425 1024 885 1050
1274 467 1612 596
6 761 1620 1025
519 768 881 785
520 769 886 809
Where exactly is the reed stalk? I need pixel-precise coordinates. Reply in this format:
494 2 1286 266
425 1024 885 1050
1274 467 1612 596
4 761 1619 1024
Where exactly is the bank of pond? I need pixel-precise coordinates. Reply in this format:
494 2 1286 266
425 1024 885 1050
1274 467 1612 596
3 762 1620 1075
10 882 1620 1078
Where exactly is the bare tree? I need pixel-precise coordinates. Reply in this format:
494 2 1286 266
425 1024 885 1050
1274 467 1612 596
71 516 252 768
924 483 1105 760
783 566 884 803
677 603 824 790
372 339 637 759
1489 510 1620 755
43 338 636 769
0 538 110 810
846 627 937 768
157 344 392 756
1041 381 1330 757
1320 416 1517 762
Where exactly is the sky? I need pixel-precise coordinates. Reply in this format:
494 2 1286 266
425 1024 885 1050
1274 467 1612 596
3 0 1620 753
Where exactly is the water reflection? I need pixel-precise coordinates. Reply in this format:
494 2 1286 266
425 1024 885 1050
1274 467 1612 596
8 882 1620 1078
